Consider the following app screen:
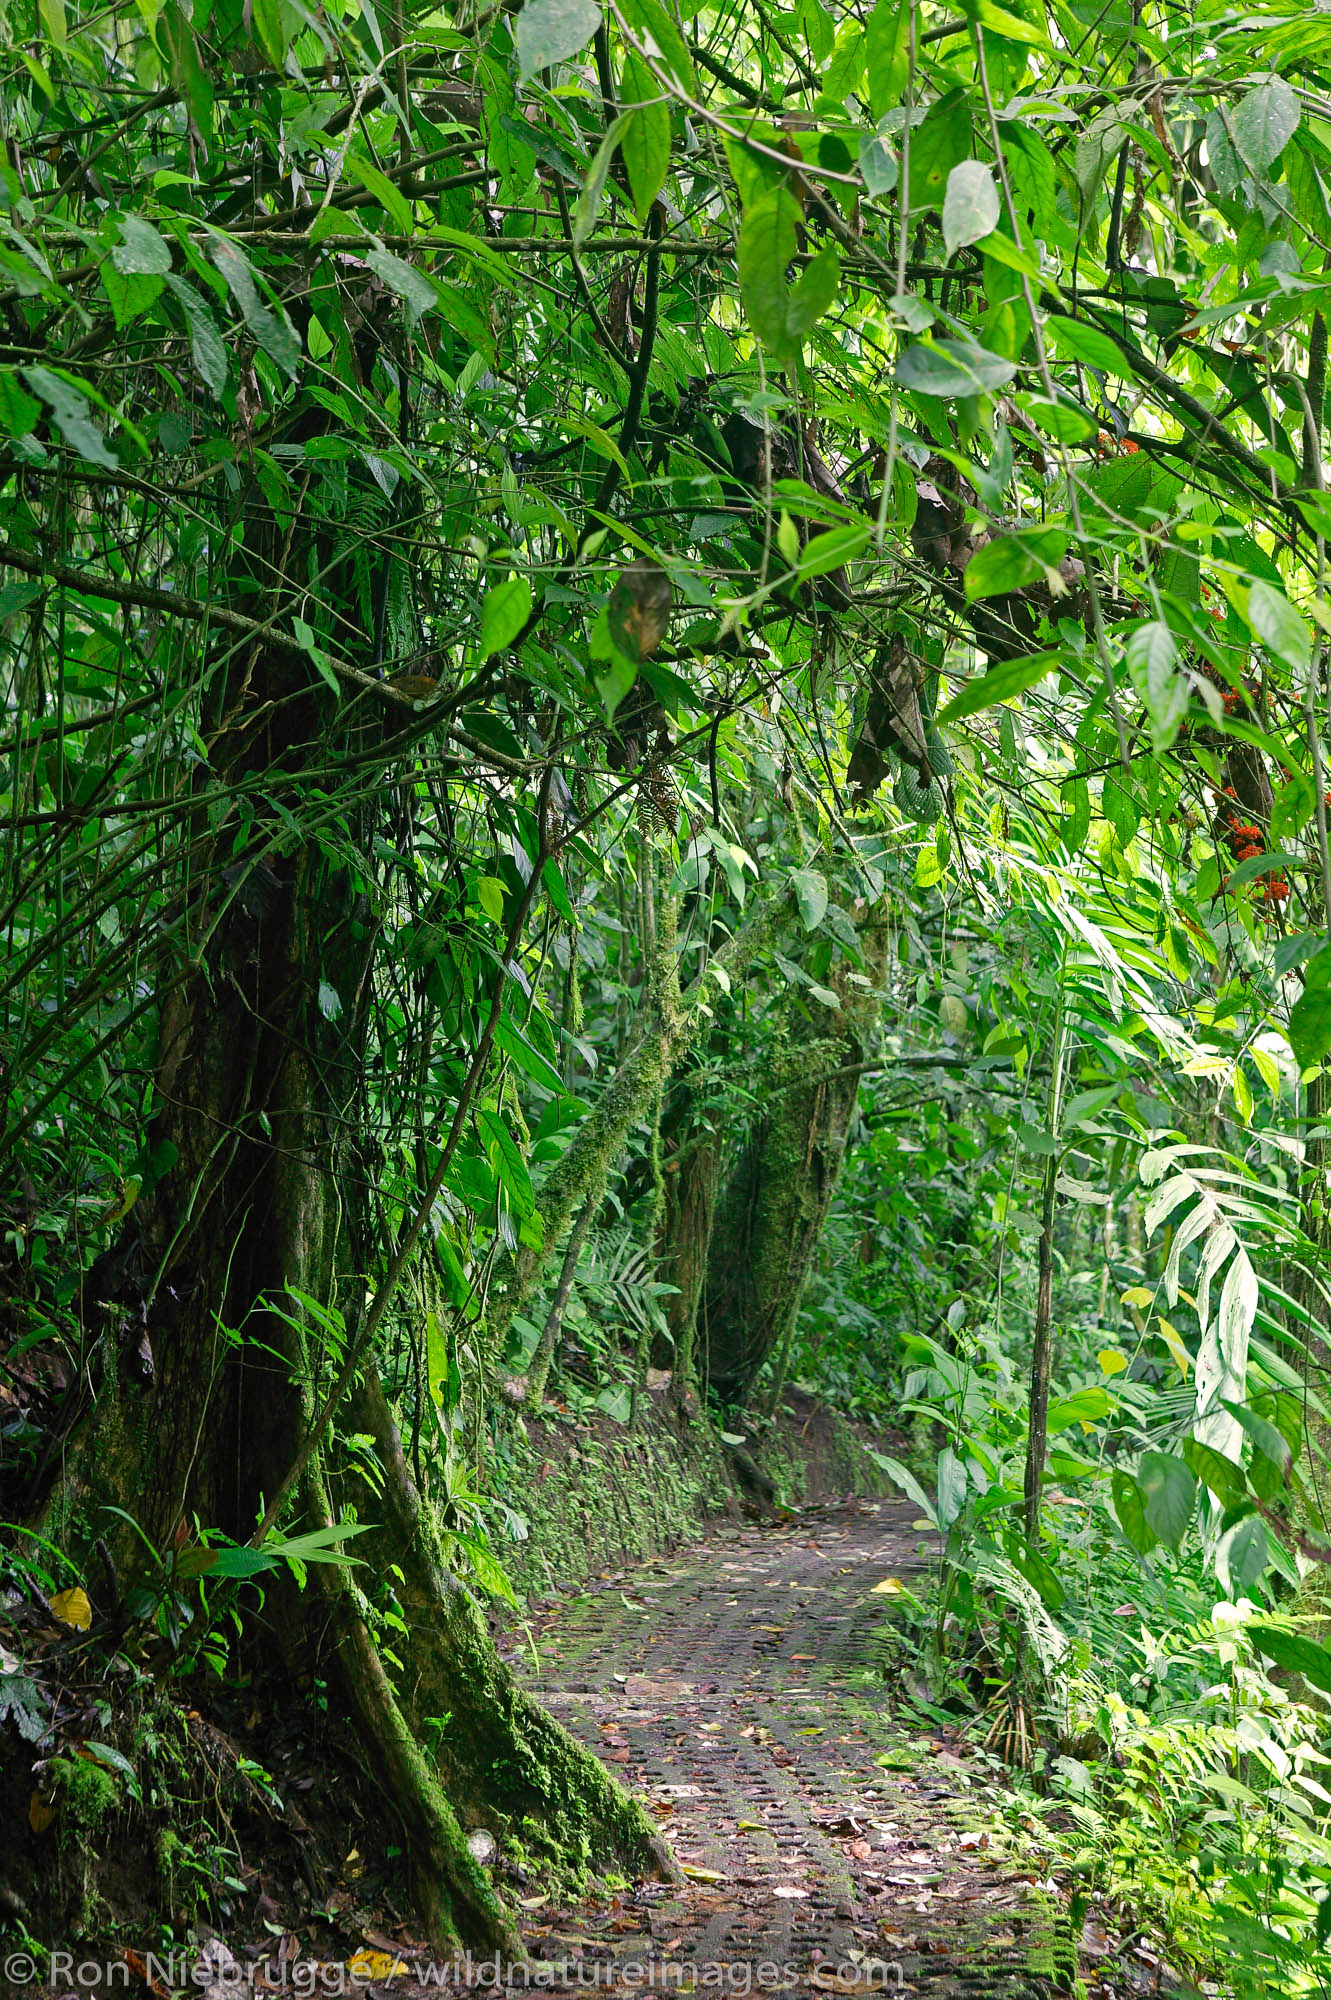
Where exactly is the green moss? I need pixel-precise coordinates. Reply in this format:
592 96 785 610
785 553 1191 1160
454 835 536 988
51 1755 118 1829
491 1406 731 1604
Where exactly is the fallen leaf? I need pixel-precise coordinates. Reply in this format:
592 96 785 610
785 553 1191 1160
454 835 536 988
348 1951 409 1980
48 1586 92 1629
122 1948 169 1998
681 1865 724 1883
772 1886 808 1899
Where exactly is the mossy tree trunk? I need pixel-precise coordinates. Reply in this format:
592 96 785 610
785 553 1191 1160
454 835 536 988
491 888 784 1369
699 906 889 1405
655 1123 724 1405
61 479 671 1954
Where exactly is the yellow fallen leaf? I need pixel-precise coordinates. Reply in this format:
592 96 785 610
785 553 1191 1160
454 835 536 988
681 1865 724 1882
48 1587 91 1630
348 1951 408 1979
29 1790 55 1834
871 1577 904 1595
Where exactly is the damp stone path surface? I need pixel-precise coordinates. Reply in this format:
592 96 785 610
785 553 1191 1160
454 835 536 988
502 1499 1078 1998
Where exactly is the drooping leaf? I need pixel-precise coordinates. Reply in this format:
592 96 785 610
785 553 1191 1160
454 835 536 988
1137 1451 1197 1548
895 339 1018 398
480 577 533 660
1231 77 1300 173
516 0 601 85
942 161 1000 258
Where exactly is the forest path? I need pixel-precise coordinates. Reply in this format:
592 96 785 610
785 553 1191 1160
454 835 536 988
506 1499 1076 1999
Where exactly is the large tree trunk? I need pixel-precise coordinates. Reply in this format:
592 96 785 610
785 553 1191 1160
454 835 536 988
655 1122 724 1405
699 907 888 1405
491 889 783 1368
64 471 672 1952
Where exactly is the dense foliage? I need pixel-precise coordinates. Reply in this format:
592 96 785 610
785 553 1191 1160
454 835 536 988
6 0 1331 1983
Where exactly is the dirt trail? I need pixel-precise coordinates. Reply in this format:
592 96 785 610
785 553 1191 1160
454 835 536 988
505 1499 1074 1997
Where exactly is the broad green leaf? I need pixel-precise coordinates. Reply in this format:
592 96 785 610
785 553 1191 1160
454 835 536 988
517 0 601 84
738 187 800 361
1182 1436 1246 1509
974 0 1048 43
908 89 971 211
1249 1621 1331 1692
1138 1450 1196 1548
942 161 1000 258
493 1013 565 1094
790 867 828 930
1289 946 1331 1067
787 242 841 345
1111 1470 1157 1555
22 366 117 469
895 338 1018 398
1047 1385 1110 1426
1046 314 1129 375
1217 1514 1268 1598
935 1445 967 1530
935 649 1062 724
160 1 214 148
865 0 909 120
914 843 943 888
1205 111 1245 198
619 0 694 91
963 530 1066 601
113 215 173 276
100 266 162 330
796 523 869 580
164 273 228 396
480 577 532 659
344 154 415 234
476 876 507 924
210 238 302 375
738 191 838 365
1225 1398 1293 1478
1016 394 1098 443
1231 76 1300 172
859 131 898 197
573 114 632 242
866 1449 940 1529
478 1107 535 1217
1125 620 1188 749
1246 578 1312 672
1271 766 1315 844
620 65 671 219
250 0 288 67
0 370 42 437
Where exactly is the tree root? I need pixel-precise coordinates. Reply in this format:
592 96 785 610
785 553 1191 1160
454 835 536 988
307 1463 522 1956
347 1371 679 1887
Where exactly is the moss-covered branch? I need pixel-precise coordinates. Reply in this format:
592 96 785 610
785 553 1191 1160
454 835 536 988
489 887 787 1361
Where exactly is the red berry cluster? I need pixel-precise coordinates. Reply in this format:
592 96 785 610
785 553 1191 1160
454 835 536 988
1094 431 1140 457
1196 656 1257 713
1212 782 1288 912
